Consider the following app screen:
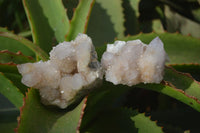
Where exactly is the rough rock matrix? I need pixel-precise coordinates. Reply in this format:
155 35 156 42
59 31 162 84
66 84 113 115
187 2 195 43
101 37 168 86
17 34 103 108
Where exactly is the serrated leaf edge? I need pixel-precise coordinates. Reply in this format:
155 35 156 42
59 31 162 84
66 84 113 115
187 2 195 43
76 96 88 133
0 50 35 61
14 88 30 133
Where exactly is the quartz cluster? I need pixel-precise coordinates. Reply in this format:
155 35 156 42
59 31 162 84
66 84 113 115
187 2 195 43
17 34 103 108
101 37 168 86
17 34 168 109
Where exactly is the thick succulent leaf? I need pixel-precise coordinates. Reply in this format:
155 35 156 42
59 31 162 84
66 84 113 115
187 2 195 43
86 2 116 46
83 108 138 133
161 0 200 23
137 79 200 112
0 50 34 64
80 81 132 131
23 0 70 53
0 27 11 32
120 32 200 64
66 0 94 41
165 6 200 38
0 73 23 109
122 0 140 35
16 89 87 133
0 63 28 94
131 112 163 133
164 66 200 100
170 63 200 81
49 98 87 133
151 105 200 133
82 107 163 133
87 0 125 46
0 98 19 133
96 0 125 38
0 63 19 74
0 31 48 61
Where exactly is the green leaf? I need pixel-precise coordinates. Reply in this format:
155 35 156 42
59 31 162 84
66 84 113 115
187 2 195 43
165 6 200 38
137 81 200 112
23 0 70 52
80 81 132 131
151 105 200 133
123 0 140 35
49 98 87 133
16 89 87 133
131 112 163 133
66 0 94 41
86 2 117 46
0 31 48 61
0 63 28 94
82 107 163 133
0 27 10 32
170 63 200 81
120 32 200 64
0 73 23 109
82 108 138 133
0 50 34 64
87 0 125 46
0 63 18 74
0 108 19 133
96 0 125 38
164 66 200 101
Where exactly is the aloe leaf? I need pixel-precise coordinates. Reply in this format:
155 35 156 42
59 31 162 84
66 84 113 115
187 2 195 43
131 112 163 133
170 63 200 81
96 0 125 38
0 27 10 32
0 50 34 64
137 80 200 112
122 0 140 35
0 72 23 109
66 0 94 41
0 63 18 74
82 108 138 132
16 89 87 133
120 32 200 64
165 6 200 38
0 31 48 61
80 81 132 131
86 2 116 46
164 66 200 101
82 107 163 133
87 0 125 46
49 98 87 133
0 107 19 133
0 63 27 94
23 0 70 52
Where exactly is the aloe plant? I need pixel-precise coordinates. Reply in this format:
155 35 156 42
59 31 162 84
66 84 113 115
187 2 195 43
0 0 200 133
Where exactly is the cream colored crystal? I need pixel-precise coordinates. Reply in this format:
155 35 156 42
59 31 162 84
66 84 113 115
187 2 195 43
101 37 168 86
17 34 102 109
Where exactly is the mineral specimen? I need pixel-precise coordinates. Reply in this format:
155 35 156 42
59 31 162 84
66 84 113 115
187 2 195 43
17 34 103 109
101 37 168 86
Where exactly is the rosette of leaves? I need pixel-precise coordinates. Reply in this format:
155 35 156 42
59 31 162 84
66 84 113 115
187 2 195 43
0 0 200 133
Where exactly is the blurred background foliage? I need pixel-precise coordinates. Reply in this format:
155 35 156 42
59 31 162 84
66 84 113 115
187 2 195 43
1 0 200 44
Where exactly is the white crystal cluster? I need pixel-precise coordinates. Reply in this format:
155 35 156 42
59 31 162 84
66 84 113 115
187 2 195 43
101 37 168 86
17 33 168 109
17 34 103 108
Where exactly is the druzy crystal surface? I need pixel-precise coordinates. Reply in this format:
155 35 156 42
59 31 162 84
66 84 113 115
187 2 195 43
101 37 168 86
17 34 102 108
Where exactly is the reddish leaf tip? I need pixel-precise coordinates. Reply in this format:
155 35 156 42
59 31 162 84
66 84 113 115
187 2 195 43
76 96 88 132
15 88 31 133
